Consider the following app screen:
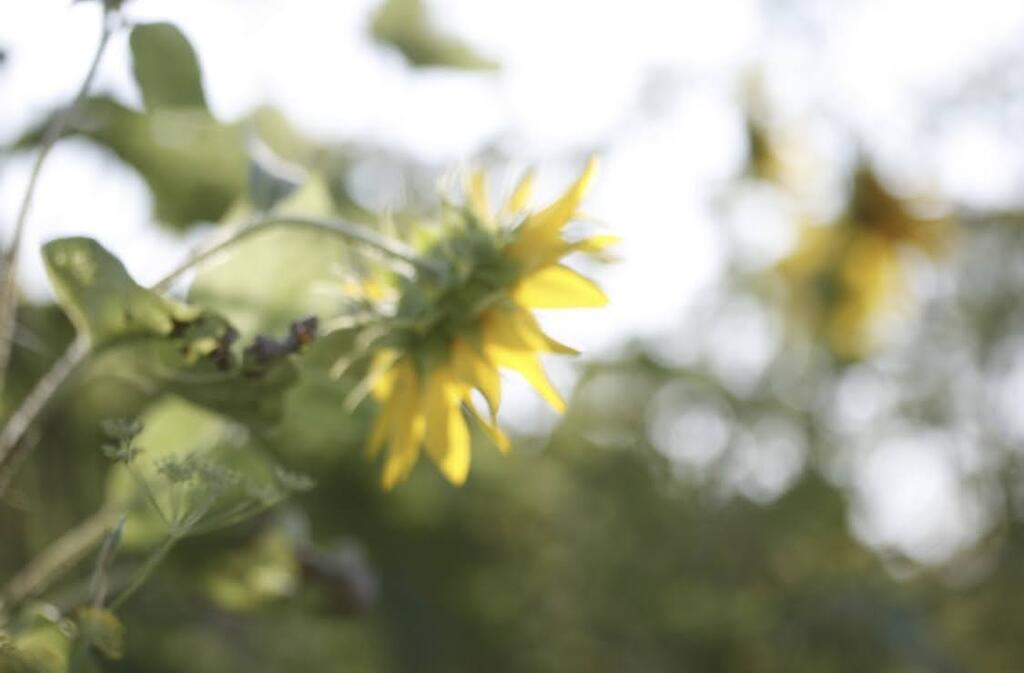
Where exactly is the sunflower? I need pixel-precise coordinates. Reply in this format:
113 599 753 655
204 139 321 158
778 165 952 359
360 158 615 489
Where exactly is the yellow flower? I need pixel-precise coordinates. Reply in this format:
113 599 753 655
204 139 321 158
778 166 952 359
362 158 615 489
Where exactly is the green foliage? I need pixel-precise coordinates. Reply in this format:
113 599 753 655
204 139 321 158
371 0 497 70
202 529 301 611
13 22 245 228
0 621 70 673
113 22 243 226
74 607 122 660
73 97 247 228
42 237 199 346
130 23 207 110
104 398 310 546
7 21 435 231
41 236 307 428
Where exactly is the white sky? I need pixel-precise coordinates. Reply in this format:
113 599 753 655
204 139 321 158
2 0 1024 564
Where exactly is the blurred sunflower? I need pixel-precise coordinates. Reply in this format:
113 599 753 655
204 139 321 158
778 165 953 359
357 158 616 488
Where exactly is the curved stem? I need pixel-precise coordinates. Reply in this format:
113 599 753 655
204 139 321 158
0 337 90 497
108 534 178 611
0 507 119 613
0 8 116 394
152 213 433 294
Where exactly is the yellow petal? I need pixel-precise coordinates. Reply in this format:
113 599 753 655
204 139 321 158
488 346 565 412
503 169 534 215
514 264 608 309
484 307 578 356
382 441 419 490
366 350 401 400
539 331 579 356
366 401 392 458
436 423 471 485
567 234 620 256
423 371 471 485
513 307 579 355
466 399 510 454
525 156 598 239
380 362 425 489
365 354 410 457
505 157 599 268
505 231 567 271
451 338 502 418
484 308 543 351
382 411 425 490
385 357 417 404
468 169 492 224
483 308 530 351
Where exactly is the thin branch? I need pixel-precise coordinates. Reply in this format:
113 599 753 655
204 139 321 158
0 337 90 497
0 506 120 612
108 534 178 610
0 8 116 394
151 213 431 294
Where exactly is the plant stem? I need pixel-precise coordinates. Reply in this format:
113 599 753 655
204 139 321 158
0 337 90 498
151 213 432 294
0 506 119 613
109 534 178 611
0 8 115 395
127 464 170 527
0 7 119 499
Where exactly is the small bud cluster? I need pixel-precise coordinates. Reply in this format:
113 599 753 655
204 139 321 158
100 418 144 464
99 417 313 539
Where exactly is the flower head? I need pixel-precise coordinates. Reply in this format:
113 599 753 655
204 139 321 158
359 158 615 488
778 165 953 359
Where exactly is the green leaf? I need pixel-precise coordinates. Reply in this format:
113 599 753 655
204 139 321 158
45 20 241 229
42 237 200 346
41 237 304 425
371 0 498 70
9 99 382 229
77 97 247 227
8 96 247 228
75 608 123 661
82 314 301 431
130 23 207 110
139 338 300 427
